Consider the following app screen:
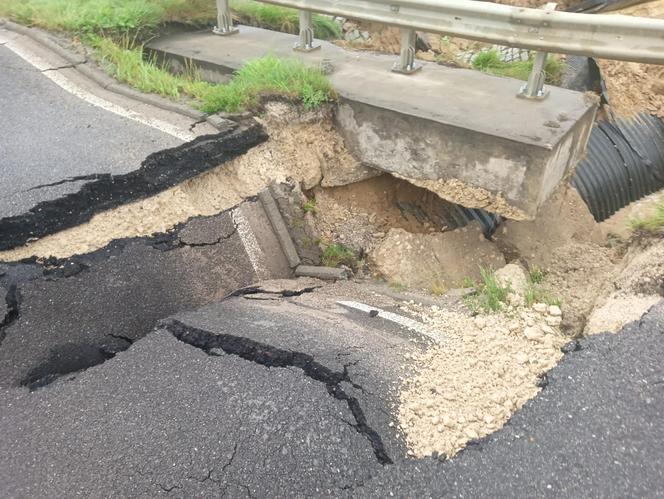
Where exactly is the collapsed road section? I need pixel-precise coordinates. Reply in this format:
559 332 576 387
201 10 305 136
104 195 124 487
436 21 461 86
0 201 290 390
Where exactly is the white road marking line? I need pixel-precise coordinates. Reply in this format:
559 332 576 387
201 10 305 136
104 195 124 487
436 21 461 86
336 300 442 342
3 38 195 142
232 207 269 280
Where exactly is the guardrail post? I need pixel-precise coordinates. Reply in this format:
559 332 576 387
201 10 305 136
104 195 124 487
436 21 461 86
213 0 238 36
294 10 320 52
517 2 557 100
392 28 421 74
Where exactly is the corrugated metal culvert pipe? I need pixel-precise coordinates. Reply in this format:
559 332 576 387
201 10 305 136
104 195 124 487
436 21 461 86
571 114 664 222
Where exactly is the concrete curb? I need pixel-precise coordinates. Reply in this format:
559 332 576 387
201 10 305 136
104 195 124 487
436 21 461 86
257 188 348 281
258 189 301 269
1 20 207 122
295 265 348 281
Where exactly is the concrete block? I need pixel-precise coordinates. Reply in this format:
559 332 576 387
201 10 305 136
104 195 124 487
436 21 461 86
295 265 348 281
146 27 598 219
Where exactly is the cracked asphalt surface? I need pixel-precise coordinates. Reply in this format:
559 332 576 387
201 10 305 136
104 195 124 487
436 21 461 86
0 43 181 218
1 290 662 497
2 24 663 498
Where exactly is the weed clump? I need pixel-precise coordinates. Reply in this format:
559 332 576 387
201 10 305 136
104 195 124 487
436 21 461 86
91 37 334 113
472 49 564 85
321 243 356 269
524 267 561 308
231 0 340 40
629 201 664 235
465 267 511 313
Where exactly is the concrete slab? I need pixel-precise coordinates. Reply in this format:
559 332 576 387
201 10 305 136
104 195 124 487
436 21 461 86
147 27 598 219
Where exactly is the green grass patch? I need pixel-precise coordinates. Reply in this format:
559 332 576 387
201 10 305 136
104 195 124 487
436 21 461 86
465 267 511 313
302 198 317 214
230 0 340 40
321 243 357 269
0 0 340 41
524 267 561 308
0 0 215 40
524 283 561 308
90 37 334 112
528 266 546 285
629 201 664 234
472 49 564 85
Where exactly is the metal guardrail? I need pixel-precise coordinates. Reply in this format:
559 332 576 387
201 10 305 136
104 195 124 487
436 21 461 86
214 0 664 99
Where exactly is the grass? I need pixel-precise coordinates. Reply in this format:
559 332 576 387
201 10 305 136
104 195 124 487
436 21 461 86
302 198 317 214
321 243 356 269
0 0 216 41
629 201 664 234
472 49 564 85
524 267 561 308
231 0 340 40
465 267 511 313
0 0 340 41
528 266 545 285
91 36 335 113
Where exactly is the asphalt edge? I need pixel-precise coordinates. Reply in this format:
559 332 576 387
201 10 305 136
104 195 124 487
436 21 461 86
0 19 207 121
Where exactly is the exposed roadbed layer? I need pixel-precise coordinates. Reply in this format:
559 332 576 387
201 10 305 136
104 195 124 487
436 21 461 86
0 123 267 251
0 209 259 389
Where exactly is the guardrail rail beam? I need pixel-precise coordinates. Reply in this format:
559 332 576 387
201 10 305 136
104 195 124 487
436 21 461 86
213 0 239 36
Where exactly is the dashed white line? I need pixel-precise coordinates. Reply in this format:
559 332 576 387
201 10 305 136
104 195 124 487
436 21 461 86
336 300 442 342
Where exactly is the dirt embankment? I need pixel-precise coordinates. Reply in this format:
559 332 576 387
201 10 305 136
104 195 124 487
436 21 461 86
596 0 664 118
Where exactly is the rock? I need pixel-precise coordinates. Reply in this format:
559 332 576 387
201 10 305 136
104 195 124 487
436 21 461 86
536 373 549 388
584 293 662 335
495 263 528 297
533 302 548 313
561 340 581 353
371 223 505 290
548 305 562 317
345 29 361 41
474 316 487 330
494 184 603 267
540 324 555 335
523 326 544 341
545 315 562 327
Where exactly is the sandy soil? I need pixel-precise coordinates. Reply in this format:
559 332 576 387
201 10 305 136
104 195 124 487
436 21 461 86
399 301 567 458
596 0 664 118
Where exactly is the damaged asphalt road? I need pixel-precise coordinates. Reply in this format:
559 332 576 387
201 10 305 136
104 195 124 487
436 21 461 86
0 209 265 389
1 286 663 497
0 44 180 220
0 42 268 250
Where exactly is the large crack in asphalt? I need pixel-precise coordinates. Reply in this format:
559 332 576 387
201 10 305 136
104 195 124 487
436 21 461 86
0 208 249 390
163 319 393 465
0 122 267 251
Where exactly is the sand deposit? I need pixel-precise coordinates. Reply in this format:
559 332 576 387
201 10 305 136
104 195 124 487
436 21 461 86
398 301 567 458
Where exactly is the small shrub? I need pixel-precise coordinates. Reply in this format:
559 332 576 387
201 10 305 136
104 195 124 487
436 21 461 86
528 266 546 285
465 267 510 313
302 198 317 214
629 201 664 234
472 49 564 85
322 243 356 269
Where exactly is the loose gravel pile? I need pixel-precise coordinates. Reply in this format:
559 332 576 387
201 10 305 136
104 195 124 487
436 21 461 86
398 302 567 458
